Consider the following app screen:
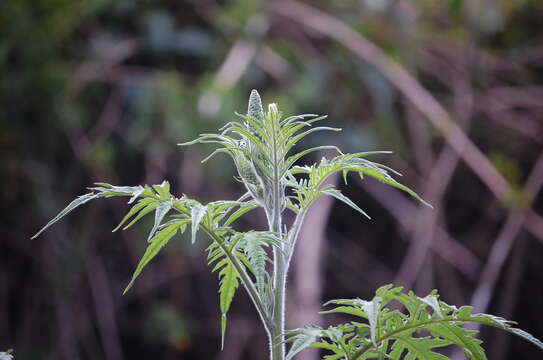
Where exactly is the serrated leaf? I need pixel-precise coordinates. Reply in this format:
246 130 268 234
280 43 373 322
288 285 543 360
240 232 271 295
218 261 239 349
123 221 183 294
425 322 485 360
390 335 450 360
31 193 99 239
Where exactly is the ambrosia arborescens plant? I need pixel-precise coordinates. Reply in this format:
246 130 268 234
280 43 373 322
33 90 542 359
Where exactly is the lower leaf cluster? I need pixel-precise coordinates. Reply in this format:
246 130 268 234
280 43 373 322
286 285 543 360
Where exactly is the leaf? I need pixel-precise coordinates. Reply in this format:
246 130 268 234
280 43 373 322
31 193 98 239
357 166 432 208
322 188 371 219
218 261 239 349
112 198 155 232
361 296 381 346
223 201 259 226
286 327 323 360
89 184 148 201
240 232 271 295
152 180 171 200
390 335 450 360
425 322 486 360
122 201 158 230
420 295 444 319
147 199 173 242
287 285 543 360
190 203 207 244
319 306 368 319
509 328 543 351
123 221 184 294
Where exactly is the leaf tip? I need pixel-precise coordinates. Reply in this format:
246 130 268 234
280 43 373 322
122 281 133 295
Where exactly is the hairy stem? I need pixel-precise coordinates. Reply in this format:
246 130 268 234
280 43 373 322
268 103 287 360
269 184 286 360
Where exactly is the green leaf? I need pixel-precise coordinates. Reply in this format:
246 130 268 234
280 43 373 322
112 198 155 232
389 335 450 360
421 295 444 319
361 296 381 346
31 193 99 239
357 166 432 208
321 188 371 219
123 221 184 294
509 328 543 351
147 199 173 242
223 201 259 226
89 183 148 202
218 261 239 349
122 201 158 230
287 285 543 360
319 306 368 319
286 327 323 360
425 322 486 360
190 203 207 244
240 232 274 295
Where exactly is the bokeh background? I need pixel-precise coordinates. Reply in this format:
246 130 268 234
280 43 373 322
2 0 543 359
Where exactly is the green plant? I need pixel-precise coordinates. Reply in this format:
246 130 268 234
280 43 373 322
33 90 542 359
285 285 543 360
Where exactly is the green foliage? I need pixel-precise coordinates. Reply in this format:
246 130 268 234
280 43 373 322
286 285 543 360
32 90 542 359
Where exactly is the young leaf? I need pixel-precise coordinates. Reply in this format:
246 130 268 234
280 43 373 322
123 221 185 294
321 188 371 219
122 201 158 230
190 203 207 244
218 261 239 349
31 193 99 239
286 326 323 360
147 199 173 242
361 296 381 346
239 232 276 296
112 198 155 232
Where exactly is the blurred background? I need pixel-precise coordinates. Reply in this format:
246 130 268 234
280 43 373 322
2 0 543 359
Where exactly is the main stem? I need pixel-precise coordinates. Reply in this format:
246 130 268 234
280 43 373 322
270 220 285 359
269 170 286 360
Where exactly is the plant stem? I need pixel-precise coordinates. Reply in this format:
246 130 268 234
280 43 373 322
268 103 287 360
269 191 286 359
